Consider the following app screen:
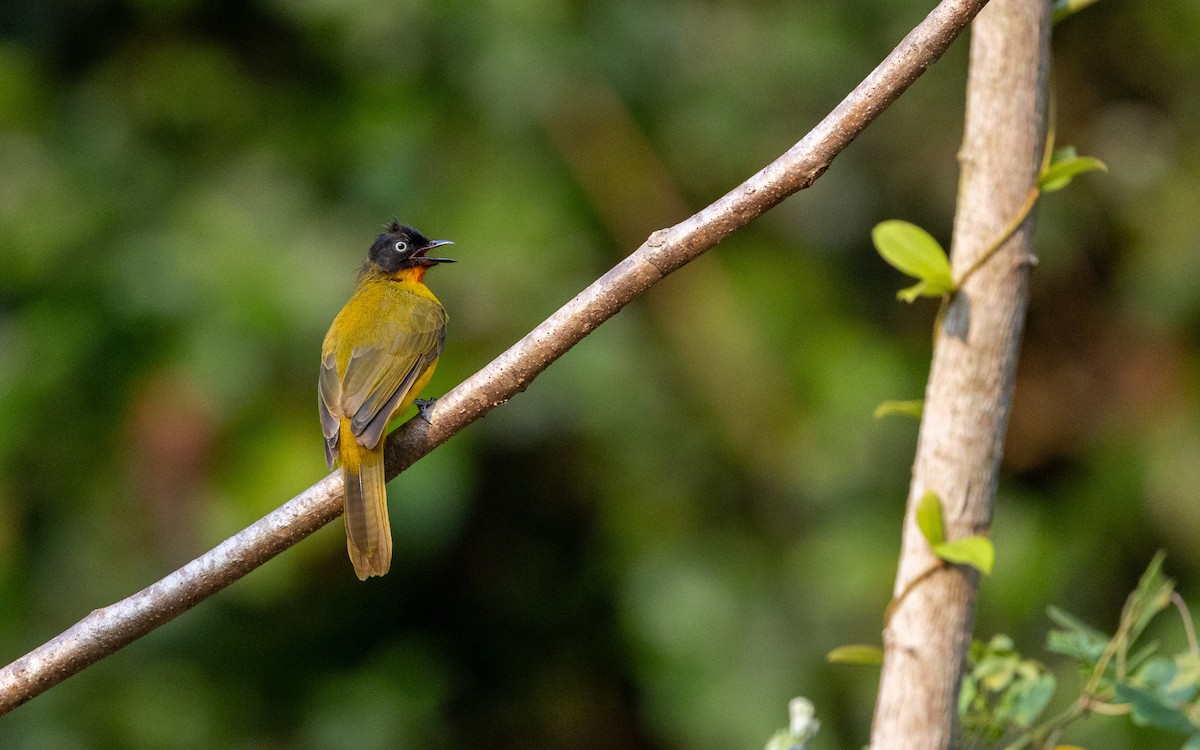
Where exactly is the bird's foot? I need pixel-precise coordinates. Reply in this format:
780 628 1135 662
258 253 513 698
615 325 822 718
414 397 438 424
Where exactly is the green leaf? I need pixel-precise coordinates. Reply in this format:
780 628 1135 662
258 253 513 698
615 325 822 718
1129 653 1200 707
873 399 924 419
1114 683 1198 734
1052 0 1104 24
961 635 1056 740
872 220 955 298
985 634 1016 654
1038 147 1108 192
958 674 978 715
916 491 995 574
1010 672 1057 727
1124 550 1174 645
933 536 995 575
1168 652 1200 700
1046 606 1111 663
975 653 1019 691
1047 606 1110 642
895 280 942 303
916 491 945 546
827 645 884 665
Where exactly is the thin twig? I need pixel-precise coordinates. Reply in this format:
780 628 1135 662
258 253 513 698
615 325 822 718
1172 592 1199 658
883 561 944 627
952 185 1040 289
0 0 991 715
952 108 1056 290
1085 589 1139 698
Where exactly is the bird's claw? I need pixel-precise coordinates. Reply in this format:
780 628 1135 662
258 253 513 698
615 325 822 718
414 397 438 424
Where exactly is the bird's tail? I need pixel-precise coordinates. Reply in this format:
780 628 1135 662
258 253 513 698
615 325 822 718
340 422 392 580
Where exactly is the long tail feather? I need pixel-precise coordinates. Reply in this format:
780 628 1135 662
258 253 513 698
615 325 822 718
340 423 391 580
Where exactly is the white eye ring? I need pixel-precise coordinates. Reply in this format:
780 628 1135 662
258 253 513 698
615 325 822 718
394 241 408 252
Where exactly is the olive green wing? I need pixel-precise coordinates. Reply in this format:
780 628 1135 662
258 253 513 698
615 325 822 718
329 297 447 456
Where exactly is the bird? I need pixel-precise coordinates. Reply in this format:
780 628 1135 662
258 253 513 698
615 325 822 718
319 221 454 580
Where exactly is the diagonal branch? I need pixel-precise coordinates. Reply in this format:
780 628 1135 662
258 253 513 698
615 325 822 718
0 0 990 715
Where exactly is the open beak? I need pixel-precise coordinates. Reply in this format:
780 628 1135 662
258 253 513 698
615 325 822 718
416 239 455 265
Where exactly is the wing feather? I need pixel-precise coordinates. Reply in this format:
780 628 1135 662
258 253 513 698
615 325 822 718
318 352 342 469
333 292 447 451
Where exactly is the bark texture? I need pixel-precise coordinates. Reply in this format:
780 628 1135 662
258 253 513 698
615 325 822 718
869 1 1051 748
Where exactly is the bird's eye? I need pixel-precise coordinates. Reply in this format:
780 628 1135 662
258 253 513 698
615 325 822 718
394 241 408 253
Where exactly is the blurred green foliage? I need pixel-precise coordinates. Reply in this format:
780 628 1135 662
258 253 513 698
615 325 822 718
960 554 1200 749
0 0 1198 748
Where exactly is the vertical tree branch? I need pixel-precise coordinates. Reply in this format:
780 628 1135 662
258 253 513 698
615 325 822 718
870 1 1051 748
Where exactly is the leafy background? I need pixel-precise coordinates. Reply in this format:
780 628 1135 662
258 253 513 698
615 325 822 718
1 0 1198 748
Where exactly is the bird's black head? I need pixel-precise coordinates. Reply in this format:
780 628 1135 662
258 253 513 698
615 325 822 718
365 220 455 275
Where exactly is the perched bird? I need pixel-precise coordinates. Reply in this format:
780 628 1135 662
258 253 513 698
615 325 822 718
319 221 453 579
